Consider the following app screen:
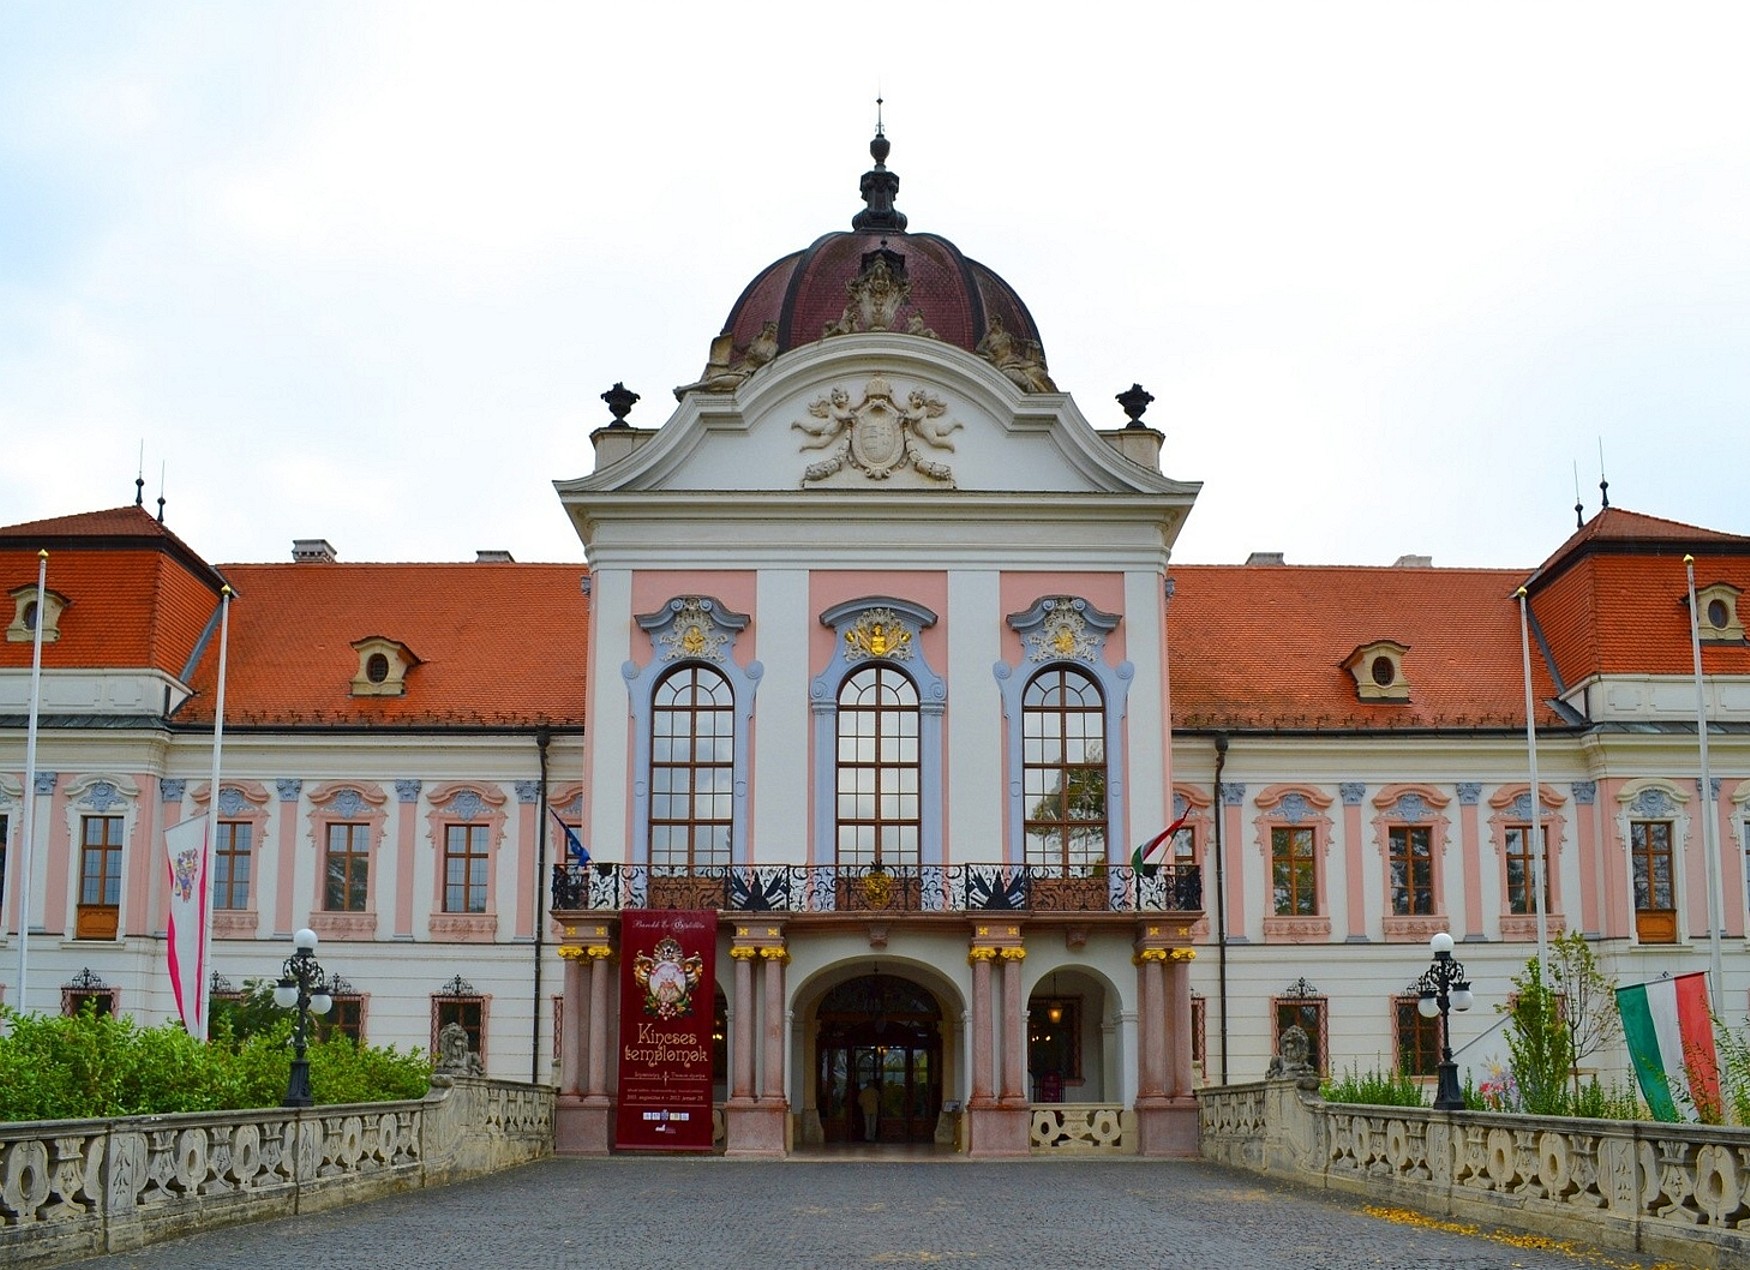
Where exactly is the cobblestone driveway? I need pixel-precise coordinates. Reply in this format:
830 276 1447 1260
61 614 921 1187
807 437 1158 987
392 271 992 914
70 1157 1683 1269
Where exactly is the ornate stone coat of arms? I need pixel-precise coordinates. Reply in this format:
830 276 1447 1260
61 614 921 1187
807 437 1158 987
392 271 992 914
792 376 962 486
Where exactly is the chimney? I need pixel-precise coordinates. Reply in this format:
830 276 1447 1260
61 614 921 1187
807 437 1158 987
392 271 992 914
475 550 515 563
1245 552 1285 566
1393 554 1433 568
292 539 337 563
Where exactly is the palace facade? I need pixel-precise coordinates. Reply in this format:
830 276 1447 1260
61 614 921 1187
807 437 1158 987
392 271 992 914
3 131 1747 1156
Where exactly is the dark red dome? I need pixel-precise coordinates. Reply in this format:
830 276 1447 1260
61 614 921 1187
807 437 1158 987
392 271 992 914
679 131 1051 396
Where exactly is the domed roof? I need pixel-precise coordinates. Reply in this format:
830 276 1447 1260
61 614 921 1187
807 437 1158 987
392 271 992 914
677 129 1054 398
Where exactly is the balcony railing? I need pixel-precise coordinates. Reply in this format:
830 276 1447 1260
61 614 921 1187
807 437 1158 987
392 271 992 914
550 862 1201 916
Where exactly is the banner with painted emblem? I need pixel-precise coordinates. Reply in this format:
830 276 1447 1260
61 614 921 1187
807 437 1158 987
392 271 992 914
615 908 718 1151
164 816 209 1037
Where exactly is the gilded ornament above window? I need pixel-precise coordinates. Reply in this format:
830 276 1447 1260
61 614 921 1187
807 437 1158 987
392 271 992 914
843 607 915 662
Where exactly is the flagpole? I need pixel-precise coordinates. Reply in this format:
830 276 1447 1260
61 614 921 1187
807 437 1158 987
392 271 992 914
1684 556 1725 1006
13 551 48 1016
1517 587 1549 971
196 586 233 1042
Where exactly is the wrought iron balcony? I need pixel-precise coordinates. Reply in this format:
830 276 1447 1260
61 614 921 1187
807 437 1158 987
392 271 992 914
550 862 1201 916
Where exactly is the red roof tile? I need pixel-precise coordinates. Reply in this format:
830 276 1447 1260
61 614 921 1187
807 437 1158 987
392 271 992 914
176 562 591 728
1168 564 1564 730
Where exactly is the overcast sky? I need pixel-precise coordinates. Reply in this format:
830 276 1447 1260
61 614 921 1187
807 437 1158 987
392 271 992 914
2 3 1746 570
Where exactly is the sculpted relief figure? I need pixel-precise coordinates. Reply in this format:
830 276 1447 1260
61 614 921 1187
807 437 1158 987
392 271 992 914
975 315 1057 393
675 321 781 397
792 377 962 486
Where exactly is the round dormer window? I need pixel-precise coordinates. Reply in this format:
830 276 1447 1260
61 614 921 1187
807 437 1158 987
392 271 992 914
1370 655 1395 686
1707 598 1729 629
366 653 390 684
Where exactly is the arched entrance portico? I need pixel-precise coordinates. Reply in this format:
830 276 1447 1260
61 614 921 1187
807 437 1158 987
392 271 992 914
814 974 944 1144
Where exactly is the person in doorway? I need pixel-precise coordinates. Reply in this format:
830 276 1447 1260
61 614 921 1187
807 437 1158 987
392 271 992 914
858 1079 881 1141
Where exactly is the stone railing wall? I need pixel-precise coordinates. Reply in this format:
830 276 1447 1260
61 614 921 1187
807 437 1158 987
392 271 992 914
1030 1104 1135 1153
1198 1079 1750 1269
0 1076 553 1270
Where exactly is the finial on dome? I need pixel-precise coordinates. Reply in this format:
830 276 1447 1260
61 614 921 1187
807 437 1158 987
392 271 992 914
852 104 907 233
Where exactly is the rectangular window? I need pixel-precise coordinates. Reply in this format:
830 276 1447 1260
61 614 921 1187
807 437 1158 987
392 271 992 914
322 995 365 1044
1393 996 1442 1077
1272 996 1328 1074
1630 821 1675 911
76 815 124 938
213 821 252 910
1191 994 1207 1069
1388 825 1434 915
432 995 487 1065
443 824 489 913
63 989 115 1017
323 823 371 912
1271 826 1317 916
1504 825 1551 915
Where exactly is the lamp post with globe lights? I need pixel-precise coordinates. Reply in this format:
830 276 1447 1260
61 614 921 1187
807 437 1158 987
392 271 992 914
1417 931 1474 1111
274 928 333 1108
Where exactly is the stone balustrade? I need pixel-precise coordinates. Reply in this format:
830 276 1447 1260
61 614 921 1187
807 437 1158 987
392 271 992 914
0 1076 553 1269
1198 1079 1750 1268
1029 1104 1134 1153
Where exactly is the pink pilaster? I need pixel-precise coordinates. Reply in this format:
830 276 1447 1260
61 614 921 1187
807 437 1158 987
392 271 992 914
760 949 786 1102
1342 798 1367 940
559 951 584 1095
1721 780 1746 938
1459 792 1484 939
273 784 300 935
393 786 419 937
1574 787 1601 935
1136 953 1166 1097
969 951 995 1104
999 950 1026 1106
130 780 165 937
730 949 755 1101
1167 957 1194 1097
586 952 611 1098
43 782 70 936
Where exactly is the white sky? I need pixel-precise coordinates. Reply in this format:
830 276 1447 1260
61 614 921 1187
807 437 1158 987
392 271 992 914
2 3 1746 569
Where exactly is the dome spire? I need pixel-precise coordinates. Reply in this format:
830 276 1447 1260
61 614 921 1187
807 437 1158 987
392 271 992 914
852 99 907 233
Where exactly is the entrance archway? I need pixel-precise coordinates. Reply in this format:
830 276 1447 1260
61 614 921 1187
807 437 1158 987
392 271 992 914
814 974 943 1144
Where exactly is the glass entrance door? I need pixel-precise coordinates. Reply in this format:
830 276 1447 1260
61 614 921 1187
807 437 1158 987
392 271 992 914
814 974 944 1145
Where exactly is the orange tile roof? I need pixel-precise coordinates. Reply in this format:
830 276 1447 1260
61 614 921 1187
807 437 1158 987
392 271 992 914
1167 564 1564 731
176 562 591 728
1 506 225 678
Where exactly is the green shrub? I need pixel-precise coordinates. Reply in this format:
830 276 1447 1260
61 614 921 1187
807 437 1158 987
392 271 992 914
1503 958 1573 1116
1321 1061 1428 1108
1568 1076 1644 1121
0 1006 432 1123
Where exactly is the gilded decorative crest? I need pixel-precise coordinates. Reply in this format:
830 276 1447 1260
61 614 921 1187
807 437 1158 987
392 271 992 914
657 598 729 663
843 607 914 662
1023 598 1099 662
792 377 962 486
633 935 706 1021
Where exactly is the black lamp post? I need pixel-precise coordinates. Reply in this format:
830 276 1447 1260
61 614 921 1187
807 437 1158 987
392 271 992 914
1417 931 1474 1111
273 927 333 1108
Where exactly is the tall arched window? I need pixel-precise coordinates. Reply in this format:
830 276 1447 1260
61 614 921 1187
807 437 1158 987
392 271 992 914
651 665 734 871
836 665 920 868
1022 667 1107 870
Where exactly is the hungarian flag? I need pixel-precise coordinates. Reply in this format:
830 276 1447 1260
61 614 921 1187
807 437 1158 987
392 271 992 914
164 817 210 1037
1616 972 1720 1122
1130 814 1190 877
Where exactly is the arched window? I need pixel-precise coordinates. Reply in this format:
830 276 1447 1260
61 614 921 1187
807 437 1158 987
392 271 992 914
836 665 920 868
1022 667 1107 870
650 665 735 871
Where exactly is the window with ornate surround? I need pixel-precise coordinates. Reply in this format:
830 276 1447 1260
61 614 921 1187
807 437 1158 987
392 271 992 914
349 636 419 697
1372 785 1451 942
625 597 761 874
813 599 944 868
425 783 507 941
1255 786 1334 942
995 596 1132 869
1272 980 1329 1074
6 583 68 643
68 775 137 940
307 782 387 940
431 975 487 1068
1488 784 1566 942
190 780 270 938
1393 994 1442 1077
1169 787 1212 939
1618 781 1686 946
1694 582 1744 642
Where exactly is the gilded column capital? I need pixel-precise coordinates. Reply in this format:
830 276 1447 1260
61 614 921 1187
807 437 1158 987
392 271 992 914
757 946 790 963
557 945 587 961
1169 947 1197 962
729 946 759 961
586 944 614 961
1133 948 1170 965
968 946 999 964
997 947 1027 961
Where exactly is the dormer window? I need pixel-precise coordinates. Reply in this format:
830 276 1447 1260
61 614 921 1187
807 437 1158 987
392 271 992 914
1696 583 1744 642
1344 640 1410 702
7 585 68 643
350 637 419 697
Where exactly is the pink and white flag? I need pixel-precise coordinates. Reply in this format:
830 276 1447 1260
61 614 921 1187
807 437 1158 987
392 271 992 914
164 817 209 1037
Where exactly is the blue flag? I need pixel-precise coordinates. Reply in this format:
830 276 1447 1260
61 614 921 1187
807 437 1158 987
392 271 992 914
549 809 590 865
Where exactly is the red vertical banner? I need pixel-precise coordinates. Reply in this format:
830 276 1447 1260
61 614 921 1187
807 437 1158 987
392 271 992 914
615 908 718 1151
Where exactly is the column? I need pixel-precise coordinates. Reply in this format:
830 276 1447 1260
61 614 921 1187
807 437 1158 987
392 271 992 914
759 947 788 1102
998 949 1026 1106
559 949 586 1095
1166 955 1193 1098
730 947 756 1101
1135 951 1165 1098
585 947 612 1100
969 949 995 1104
